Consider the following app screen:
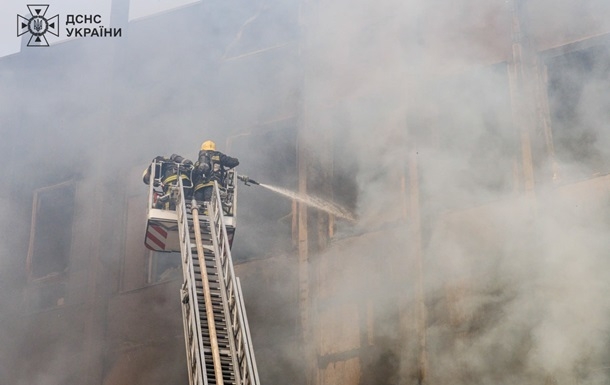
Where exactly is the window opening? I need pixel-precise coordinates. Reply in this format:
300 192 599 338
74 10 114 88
27 181 75 281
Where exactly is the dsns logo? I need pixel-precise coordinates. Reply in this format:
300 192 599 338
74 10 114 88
17 5 59 47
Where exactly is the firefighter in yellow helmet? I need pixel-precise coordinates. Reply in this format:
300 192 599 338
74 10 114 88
201 140 215 151
193 140 239 202
142 154 193 209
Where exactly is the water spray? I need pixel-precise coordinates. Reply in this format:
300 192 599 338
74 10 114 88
237 174 356 221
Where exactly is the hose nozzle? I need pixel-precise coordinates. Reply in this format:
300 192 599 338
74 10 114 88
237 175 260 186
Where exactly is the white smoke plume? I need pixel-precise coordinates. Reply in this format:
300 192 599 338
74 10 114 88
1 0 610 384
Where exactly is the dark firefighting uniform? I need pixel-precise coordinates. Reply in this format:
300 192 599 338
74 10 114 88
142 154 193 209
193 150 239 202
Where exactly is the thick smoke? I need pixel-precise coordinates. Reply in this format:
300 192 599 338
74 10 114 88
2 0 610 384
304 0 610 384
0 0 299 383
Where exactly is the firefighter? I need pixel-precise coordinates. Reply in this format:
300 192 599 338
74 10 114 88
142 154 193 209
193 140 239 203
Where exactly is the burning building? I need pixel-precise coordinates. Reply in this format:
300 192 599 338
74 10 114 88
1 0 610 384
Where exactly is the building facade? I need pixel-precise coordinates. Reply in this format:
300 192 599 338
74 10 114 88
1 1 610 384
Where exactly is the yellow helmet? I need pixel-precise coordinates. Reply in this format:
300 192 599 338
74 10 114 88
201 140 216 151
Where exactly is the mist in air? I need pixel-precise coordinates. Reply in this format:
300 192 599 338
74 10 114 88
1 0 610 384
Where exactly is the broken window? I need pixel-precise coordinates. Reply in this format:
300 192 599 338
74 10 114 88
25 181 75 310
546 42 610 180
27 181 75 281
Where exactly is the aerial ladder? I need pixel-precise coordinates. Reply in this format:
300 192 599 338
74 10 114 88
144 160 260 385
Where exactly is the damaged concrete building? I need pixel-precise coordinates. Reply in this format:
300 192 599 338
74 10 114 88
1 0 610 384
